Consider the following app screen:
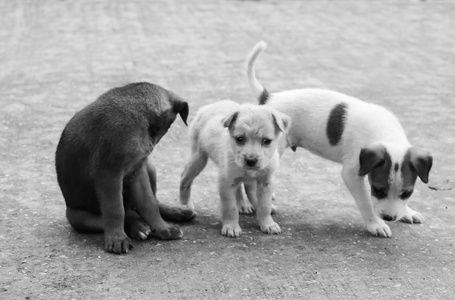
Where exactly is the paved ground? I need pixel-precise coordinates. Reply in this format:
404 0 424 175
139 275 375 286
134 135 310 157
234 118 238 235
1 0 454 299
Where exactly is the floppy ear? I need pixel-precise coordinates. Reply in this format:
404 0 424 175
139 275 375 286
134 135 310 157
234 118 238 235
358 145 386 176
175 101 189 126
170 93 189 126
272 111 291 133
223 111 239 131
409 148 433 184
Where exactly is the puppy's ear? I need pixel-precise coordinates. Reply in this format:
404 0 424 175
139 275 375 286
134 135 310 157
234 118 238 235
272 111 291 133
223 111 239 131
358 145 386 176
169 93 189 126
409 148 433 183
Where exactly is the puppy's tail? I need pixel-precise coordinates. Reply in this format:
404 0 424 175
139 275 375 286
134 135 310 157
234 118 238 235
245 41 270 105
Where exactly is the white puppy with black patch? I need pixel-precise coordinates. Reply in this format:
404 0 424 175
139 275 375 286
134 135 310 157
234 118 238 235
245 41 433 237
179 100 290 237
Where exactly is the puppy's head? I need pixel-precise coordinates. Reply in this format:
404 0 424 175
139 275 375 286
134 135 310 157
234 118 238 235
359 144 433 221
148 89 189 144
223 104 290 171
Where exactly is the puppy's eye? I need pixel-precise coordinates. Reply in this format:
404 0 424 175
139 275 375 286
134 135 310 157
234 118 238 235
372 187 387 199
235 136 245 145
262 138 272 146
399 190 413 200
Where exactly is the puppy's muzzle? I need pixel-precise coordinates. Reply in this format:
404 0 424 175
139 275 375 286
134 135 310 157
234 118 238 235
245 157 258 168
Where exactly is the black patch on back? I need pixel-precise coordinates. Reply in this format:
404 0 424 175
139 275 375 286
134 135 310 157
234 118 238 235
258 89 270 105
326 103 347 146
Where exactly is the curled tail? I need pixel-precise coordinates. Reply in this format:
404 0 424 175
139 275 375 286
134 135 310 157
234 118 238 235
245 41 270 105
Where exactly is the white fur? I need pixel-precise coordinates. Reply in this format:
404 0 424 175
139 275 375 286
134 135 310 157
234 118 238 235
179 100 290 237
245 41 427 237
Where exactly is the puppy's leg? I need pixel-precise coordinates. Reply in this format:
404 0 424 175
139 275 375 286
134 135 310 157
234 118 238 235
144 160 196 221
179 150 208 210
255 179 281 234
236 185 254 215
66 207 103 233
341 166 392 237
219 176 241 237
130 163 183 240
94 174 133 254
400 205 425 224
124 209 150 240
244 182 277 214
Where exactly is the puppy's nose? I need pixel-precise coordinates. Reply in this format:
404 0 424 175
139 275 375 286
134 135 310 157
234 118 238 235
245 158 258 167
381 214 396 222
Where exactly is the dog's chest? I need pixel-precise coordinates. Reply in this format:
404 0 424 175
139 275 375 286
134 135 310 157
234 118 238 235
231 170 264 186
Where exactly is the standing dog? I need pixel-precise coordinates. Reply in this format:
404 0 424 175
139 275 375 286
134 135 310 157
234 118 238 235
179 100 290 237
56 82 195 254
245 42 433 237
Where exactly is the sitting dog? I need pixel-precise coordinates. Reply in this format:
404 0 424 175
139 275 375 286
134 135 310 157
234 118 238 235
55 82 196 254
179 100 290 237
245 41 433 237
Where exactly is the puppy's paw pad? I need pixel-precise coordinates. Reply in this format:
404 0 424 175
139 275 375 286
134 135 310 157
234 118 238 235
221 225 242 237
260 223 281 235
105 233 133 254
400 209 424 224
367 220 392 238
153 225 183 240
238 204 255 215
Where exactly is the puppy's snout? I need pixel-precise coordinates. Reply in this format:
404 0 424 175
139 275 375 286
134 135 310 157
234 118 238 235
245 158 258 167
381 214 396 222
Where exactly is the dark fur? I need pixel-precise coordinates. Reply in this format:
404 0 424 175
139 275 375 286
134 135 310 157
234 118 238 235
258 89 270 105
326 103 347 146
55 82 195 254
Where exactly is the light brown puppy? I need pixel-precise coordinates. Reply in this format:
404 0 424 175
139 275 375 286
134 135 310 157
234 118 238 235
179 100 290 237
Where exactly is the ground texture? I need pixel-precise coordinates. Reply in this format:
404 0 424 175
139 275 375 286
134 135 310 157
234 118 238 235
0 0 454 299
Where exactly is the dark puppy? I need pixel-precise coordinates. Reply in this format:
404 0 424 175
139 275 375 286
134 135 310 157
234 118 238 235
55 82 195 254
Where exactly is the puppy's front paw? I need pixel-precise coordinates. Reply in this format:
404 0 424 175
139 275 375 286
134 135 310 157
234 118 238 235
367 219 392 237
238 203 255 215
400 207 424 224
260 222 281 235
105 232 133 254
151 225 183 240
221 224 242 237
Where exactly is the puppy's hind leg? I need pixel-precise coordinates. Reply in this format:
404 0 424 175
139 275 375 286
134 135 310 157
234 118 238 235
341 166 392 237
244 182 277 214
144 159 196 221
236 184 255 215
179 149 208 210
66 207 103 233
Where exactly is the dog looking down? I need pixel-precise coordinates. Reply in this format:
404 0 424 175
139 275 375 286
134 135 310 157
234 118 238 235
56 82 195 254
179 100 290 237
245 41 433 237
